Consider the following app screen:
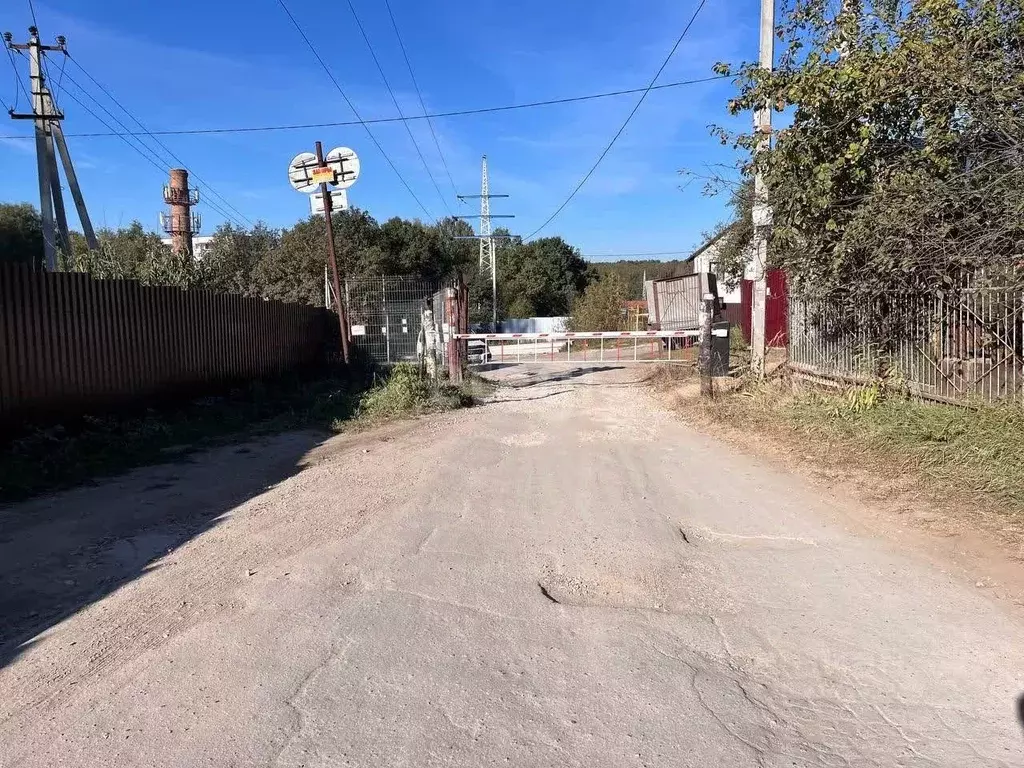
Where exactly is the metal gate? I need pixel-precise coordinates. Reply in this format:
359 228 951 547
345 276 439 365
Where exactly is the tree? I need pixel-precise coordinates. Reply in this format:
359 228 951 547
715 0 1024 297
569 272 629 331
60 222 201 287
254 216 329 306
0 203 43 268
497 236 591 318
201 222 279 297
592 259 693 299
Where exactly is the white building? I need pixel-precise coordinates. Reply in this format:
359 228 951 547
683 230 756 306
160 235 215 259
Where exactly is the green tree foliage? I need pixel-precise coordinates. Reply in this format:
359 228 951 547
569 272 629 331
201 223 280 298
591 259 692 299
14 199 594 318
60 222 201 287
716 0 1024 297
0 203 43 268
703 178 754 288
496 236 591 318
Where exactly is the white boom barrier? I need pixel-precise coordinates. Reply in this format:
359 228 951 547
452 329 706 365
453 330 701 340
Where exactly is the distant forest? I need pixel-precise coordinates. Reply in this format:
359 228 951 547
590 259 694 300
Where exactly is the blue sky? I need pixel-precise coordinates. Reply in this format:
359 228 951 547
0 0 758 260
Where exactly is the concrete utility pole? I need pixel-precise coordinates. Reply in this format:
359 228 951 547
456 155 516 331
160 168 200 256
749 0 775 378
6 26 98 269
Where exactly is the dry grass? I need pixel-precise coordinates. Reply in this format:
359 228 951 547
652 364 1024 517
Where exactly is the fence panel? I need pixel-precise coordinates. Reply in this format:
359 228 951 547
0 264 333 425
345 276 439 365
789 286 1024 406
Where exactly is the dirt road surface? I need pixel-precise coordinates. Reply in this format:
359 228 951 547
2 366 1022 767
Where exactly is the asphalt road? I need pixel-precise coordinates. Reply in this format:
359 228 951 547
2 365 1022 767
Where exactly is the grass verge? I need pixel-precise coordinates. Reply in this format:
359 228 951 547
1 363 481 504
654 366 1024 513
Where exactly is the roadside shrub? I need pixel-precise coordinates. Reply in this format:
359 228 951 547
569 273 628 331
357 363 466 421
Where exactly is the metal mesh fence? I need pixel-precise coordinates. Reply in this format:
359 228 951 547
344 276 440 365
789 281 1024 405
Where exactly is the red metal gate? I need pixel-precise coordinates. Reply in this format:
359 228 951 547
740 270 788 347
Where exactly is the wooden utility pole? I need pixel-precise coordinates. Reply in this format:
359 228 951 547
749 0 774 378
6 27 97 269
315 140 351 365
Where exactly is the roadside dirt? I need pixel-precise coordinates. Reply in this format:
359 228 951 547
660 375 1024 618
3 366 1022 766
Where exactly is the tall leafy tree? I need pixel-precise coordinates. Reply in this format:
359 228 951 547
716 0 1024 296
201 222 280 297
0 203 43 268
497 236 591 317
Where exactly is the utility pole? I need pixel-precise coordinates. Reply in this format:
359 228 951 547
456 155 515 331
5 27 98 270
749 0 774 378
160 169 200 256
316 140 350 365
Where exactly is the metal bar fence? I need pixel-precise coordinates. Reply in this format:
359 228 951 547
0 263 334 426
345 276 440 366
789 285 1024 405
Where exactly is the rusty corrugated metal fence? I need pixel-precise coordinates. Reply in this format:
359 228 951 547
0 264 334 424
789 280 1024 405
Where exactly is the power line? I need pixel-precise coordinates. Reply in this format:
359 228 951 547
344 0 450 216
58 81 248 229
0 75 729 140
524 0 712 240
27 0 39 29
276 0 434 220
383 0 459 204
3 41 31 112
64 59 254 228
583 250 693 259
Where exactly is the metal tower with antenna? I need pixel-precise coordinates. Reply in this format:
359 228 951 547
5 26 98 270
160 168 201 256
456 155 516 330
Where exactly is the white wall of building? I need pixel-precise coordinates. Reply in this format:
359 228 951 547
160 235 215 259
691 238 756 305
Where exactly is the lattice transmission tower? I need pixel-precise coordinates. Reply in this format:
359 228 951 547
456 155 516 329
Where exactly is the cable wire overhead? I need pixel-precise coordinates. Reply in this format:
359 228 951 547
344 0 450 216
276 0 434 221
382 0 460 205
0 75 728 140
64 59 254 228
525 0 712 240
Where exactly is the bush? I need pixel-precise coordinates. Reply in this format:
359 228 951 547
569 273 628 331
357 363 466 421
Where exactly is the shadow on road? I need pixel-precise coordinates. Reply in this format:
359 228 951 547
489 390 573 403
0 430 326 671
486 366 631 390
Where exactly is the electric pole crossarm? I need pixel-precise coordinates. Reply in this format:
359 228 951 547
6 26 96 266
